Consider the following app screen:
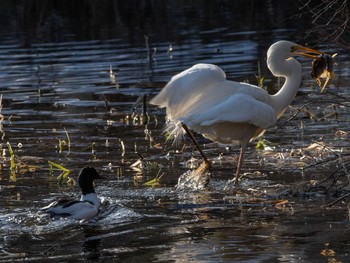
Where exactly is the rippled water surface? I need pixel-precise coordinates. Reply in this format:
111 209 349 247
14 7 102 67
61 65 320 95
1 1 350 262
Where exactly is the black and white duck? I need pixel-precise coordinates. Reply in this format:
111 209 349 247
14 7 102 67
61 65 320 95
42 167 104 220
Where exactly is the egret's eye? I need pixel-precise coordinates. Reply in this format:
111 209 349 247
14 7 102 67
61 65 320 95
290 46 298 52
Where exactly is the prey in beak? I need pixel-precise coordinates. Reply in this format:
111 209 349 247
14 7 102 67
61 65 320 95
292 45 336 93
311 53 337 93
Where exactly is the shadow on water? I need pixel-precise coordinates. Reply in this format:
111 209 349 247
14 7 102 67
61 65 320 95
0 0 350 262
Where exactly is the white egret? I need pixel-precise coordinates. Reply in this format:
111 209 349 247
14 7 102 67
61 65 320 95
150 40 326 185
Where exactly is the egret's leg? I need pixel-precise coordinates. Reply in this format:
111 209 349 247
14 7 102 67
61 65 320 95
181 123 211 169
234 145 247 185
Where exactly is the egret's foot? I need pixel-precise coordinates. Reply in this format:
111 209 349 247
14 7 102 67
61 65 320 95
223 177 240 191
176 161 211 190
204 160 212 172
195 161 211 187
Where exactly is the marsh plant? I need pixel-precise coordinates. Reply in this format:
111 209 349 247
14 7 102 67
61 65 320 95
48 160 71 185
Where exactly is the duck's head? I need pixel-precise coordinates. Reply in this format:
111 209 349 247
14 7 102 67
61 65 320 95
78 167 104 195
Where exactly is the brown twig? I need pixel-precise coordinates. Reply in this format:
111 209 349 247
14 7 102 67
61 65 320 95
328 192 350 207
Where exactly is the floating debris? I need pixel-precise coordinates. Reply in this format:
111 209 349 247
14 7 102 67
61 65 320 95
335 130 348 139
109 65 119 88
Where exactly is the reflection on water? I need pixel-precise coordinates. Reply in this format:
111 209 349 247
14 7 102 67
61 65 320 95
0 0 349 262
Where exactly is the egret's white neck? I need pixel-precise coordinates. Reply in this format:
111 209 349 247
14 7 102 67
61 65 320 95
268 56 302 119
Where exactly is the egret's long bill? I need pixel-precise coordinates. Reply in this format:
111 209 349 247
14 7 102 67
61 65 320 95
292 45 325 59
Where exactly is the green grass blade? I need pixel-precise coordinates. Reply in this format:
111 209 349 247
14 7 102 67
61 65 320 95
48 160 70 172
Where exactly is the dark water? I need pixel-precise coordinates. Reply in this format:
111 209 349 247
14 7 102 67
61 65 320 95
0 1 350 262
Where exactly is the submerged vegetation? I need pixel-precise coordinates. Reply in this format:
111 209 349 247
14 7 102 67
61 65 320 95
144 169 164 187
48 161 71 185
6 142 16 181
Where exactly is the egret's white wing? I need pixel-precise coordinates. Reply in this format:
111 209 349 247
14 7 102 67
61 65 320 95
150 63 271 123
150 64 226 119
184 93 277 129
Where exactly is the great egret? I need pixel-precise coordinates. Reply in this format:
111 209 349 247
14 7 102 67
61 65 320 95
150 40 326 185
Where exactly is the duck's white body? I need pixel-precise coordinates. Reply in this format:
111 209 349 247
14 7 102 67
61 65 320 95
44 193 100 220
42 167 103 220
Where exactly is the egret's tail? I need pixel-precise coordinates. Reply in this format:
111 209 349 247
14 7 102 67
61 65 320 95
164 120 186 146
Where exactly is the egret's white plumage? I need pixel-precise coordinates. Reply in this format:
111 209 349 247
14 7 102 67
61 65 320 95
150 40 323 185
